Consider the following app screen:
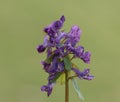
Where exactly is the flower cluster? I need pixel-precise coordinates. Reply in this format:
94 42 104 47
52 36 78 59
37 16 94 96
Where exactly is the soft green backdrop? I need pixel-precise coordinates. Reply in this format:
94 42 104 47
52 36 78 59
0 0 120 102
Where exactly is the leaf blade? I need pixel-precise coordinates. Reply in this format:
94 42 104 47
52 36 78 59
72 78 84 100
63 56 72 71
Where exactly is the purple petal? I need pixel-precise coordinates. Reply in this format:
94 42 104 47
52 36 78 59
37 45 46 53
69 25 82 42
81 51 91 64
48 73 56 81
83 69 90 75
41 83 53 96
43 35 49 47
56 32 66 44
57 61 64 72
47 48 52 57
65 26 82 47
75 46 84 57
83 75 94 80
72 68 82 76
60 15 65 22
53 20 63 30
50 57 58 73
44 16 65 37
72 68 94 80
41 61 51 73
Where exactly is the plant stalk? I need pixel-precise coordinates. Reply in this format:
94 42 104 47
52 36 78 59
65 70 69 102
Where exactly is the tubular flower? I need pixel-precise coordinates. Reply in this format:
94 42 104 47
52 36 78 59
44 16 65 37
37 15 94 97
72 68 94 80
37 36 49 53
41 83 54 96
65 25 82 47
80 51 91 64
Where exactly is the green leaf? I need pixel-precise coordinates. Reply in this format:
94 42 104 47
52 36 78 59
63 56 72 71
50 72 63 83
44 54 54 64
72 78 84 100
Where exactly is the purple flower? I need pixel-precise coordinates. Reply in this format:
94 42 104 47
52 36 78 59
44 16 65 37
60 15 65 22
48 73 57 81
57 61 64 72
50 56 59 73
74 46 84 57
41 61 51 73
69 26 81 42
37 36 49 53
37 45 46 53
47 48 52 57
56 32 66 44
66 26 82 47
50 57 64 73
72 68 94 80
73 47 91 64
41 83 54 96
81 51 91 64
54 47 65 57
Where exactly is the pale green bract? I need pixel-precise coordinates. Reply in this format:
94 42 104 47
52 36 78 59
72 78 84 100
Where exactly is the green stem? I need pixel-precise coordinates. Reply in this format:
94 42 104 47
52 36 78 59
65 70 69 102
68 75 78 80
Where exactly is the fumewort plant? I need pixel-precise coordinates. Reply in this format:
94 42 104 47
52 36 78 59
37 16 94 102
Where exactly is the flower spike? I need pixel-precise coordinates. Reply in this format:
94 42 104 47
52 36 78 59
37 16 94 99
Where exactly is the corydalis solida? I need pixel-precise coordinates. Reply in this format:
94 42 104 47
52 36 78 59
37 16 94 100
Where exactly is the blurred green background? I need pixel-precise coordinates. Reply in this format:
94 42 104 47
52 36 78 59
0 0 120 102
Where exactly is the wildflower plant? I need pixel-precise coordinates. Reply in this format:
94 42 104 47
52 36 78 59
37 15 94 102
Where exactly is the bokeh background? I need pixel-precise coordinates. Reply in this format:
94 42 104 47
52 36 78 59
0 0 120 102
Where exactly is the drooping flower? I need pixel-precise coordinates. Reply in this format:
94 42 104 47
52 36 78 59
37 35 49 53
80 51 91 64
74 46 84 57
37 45 46 53
44 16 65 37
41 61 51 73
41 83 54 96
72 68 94 80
